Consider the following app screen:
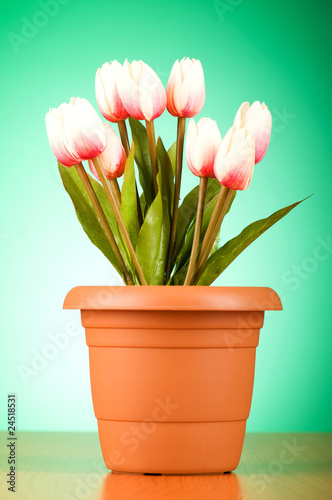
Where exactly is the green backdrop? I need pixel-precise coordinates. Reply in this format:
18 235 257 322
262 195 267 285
1 0 331 433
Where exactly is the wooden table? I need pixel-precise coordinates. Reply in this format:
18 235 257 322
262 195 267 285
0 432 331 499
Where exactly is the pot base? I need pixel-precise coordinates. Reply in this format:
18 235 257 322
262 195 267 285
98 419 246 474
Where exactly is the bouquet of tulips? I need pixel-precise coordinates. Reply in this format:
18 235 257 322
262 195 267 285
46 58 305 286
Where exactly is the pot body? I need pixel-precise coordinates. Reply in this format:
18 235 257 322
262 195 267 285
64 286 282 474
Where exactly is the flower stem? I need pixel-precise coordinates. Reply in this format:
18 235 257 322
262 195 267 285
74 162 133 286
118 120 130 156
92 157 147 286
145 119 158 195
109 178 121 207
118 119 143 225
183 176 208 286
192 186 234 285
165 116 186 282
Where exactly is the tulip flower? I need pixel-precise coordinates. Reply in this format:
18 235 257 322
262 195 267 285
116 60 166 122
46 99 134 283
116 59 166 196
186 118 222 178
46 103 80 167
166 57 206 282
190 126 254 285
233 101 272 164
214 126 255 191
88 123 126 181
183 117 221 286
166 58 205 118
46 97 106 166
95 61 130 123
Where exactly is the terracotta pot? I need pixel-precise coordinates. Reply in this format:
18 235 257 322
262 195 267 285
64 286 282 474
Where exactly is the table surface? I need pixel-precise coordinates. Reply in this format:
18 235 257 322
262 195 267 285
0 432 331 499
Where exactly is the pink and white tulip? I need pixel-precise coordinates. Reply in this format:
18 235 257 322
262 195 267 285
186 118 222 178
95 61 130 123
233 101 272 164
46 97 107 166
214 126 255 190
46 103 80 167
88 123 126 180
116 60 166 122
166 58 205 118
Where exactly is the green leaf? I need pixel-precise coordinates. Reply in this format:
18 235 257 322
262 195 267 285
167 141 176 175
136 144 172 285
173 178 222 262
129 117 154 207
58 162 122 274
156 137 174 217
196 197 309 286
120 144 139 248
175 190 236 273
140 192 147 217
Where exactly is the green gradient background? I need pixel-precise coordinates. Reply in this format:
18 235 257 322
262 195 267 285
0 0 331 433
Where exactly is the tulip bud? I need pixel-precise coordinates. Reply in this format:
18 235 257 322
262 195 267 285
95 61 130 123
116 60 166 122
46 97 107 166
88 123 126 180
214 126 255 191
186 118 222 178
166 58 205 118
233 101 272 164
46 103 80 167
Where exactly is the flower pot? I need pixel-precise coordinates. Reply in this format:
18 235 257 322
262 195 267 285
64 286 282 474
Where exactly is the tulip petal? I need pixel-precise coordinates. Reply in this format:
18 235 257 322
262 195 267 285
88 159 100 180
96 68 113 122
215 126 234 163
245 104 272 164
130 60 144 83
166 60 182 116
138 63 166 121
233 101 249 129
214 129 255 190
46 105 80 167
117 66 144 120
64 98 106 160
180 57 194 79
191 119 222 177
99 123 126 179
245 101 264 123
97 61 129 122
180 60 205 117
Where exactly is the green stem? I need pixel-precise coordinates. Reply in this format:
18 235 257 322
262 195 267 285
118 120 130 156
118 119 143 226
165 116 186 282
74 163 133 285
109 178 121 207
183 177 208 286
145 120 158 195
192 186 234 285
92 157 147 286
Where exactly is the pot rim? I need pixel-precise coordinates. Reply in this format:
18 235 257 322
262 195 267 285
63 286 282 312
